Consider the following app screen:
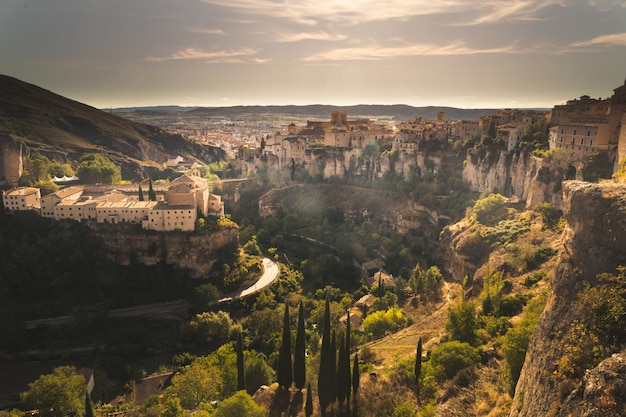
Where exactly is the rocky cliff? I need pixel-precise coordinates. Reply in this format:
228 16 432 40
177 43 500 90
462 148 571 210
510 180 626 416
91 223 239 280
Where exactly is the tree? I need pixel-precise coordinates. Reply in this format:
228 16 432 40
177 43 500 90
294 301 307 390
472 193 509 226
166 359 221 409
305 382 314 417
85 392 95 417
28 153 51 181
278 303 293 389
337 336 347 404
138 184 144 201
352 353 360 396
330 330 337 404
429 341 481 382
148 178 156 201
244 350 275 395
237 332 246 392
362 307 408 339
185 311 234 348
76 153 121 184
20 366 86 417
446 299 479 346
415 337 422 404
214 391 265 417
345 309 352 402
318 298 332 416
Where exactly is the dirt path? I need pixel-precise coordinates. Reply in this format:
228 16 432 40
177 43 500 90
365 280 461 365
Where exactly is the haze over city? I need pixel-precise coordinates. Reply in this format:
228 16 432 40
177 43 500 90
1 0 625 109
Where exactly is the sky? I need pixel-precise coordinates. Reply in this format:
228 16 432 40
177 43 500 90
1 0 626 109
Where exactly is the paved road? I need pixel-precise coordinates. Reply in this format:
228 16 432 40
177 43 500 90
218 257 280 303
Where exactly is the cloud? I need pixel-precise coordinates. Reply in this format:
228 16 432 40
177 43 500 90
189 27 226 35
144 47 259 62
199 0 572 26
302 40 519 61
570 32 626 47
274 31 347 42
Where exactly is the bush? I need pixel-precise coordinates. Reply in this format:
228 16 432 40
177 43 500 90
362 307 408 340
428 341 481 382
446 300 479 345
472 194 509 226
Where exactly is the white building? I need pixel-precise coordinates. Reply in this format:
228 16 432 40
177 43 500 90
2 187 40 211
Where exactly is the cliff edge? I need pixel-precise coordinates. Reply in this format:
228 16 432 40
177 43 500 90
510 180 626 416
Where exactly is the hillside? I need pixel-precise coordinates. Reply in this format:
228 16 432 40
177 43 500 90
0 75 225 182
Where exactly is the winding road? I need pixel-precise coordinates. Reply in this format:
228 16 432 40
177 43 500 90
218 257 280 303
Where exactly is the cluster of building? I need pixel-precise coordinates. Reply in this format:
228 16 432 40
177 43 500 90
2 174 224 232
242 78 626 170
548 79 626 159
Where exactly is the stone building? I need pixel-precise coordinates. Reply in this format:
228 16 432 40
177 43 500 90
2 186 40 211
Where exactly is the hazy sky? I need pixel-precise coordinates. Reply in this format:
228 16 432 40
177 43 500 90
1 0 626 109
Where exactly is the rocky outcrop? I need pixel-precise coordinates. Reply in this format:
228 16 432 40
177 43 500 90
510 181 626 416
92 224 239 280
557 352 626 417
437 218 491 282
463 149 568 210
0 133 23 184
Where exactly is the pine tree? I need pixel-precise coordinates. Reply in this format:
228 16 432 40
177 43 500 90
278 303 293 390
305 382 314 417
415 336 422 404
237 331 246 391
148 178 156 201
318 298 332 416
138 184 144 201
294 301 307 390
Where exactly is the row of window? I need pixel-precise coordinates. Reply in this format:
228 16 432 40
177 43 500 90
560 128 597 136
558 137 594 146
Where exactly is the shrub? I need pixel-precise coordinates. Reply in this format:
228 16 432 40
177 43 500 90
429 341 481 382
472 194 509 226
362 307 408 340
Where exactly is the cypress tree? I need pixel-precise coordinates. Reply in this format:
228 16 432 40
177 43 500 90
138 184 144 201
330 330 337 405
415 336 422 404
237 331 246 391
345 310 352 402
337 337 347 404
278 303 293 390
85 392 95 417
148 178 156 201
305 382 314 417
352 353 360 396
294 301 307 390
318 298 332 416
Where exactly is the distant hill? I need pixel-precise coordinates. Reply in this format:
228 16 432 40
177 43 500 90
0 75 225 182
185 104 501 121
113 104 505 121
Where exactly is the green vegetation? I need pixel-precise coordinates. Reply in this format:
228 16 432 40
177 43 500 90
503 292 546 392
76 153 122 184
20 366 87 417
559 268 626 378
428 341 481 382
362 307 408 340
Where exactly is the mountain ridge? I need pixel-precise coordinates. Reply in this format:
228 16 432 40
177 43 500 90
0 75 225 182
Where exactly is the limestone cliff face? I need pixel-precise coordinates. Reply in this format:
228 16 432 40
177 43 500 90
463 149 567 209
0 133 23 184
510 181 626 417
92 224 239 280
